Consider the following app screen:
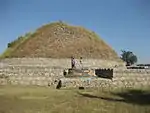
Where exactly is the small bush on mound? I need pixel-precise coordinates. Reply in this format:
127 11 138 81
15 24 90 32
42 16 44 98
8 36 23 48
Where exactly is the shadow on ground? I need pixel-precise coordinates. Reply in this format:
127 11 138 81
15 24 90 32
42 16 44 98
113 89 150 105
77 89 150 105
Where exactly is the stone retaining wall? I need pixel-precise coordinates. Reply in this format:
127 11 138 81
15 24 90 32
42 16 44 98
0 66 63 86
60 69 150 89
0 58 125 68
0 65 150 89
112 69 150 88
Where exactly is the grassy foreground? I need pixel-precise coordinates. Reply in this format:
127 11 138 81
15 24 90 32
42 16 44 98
0 86 150 113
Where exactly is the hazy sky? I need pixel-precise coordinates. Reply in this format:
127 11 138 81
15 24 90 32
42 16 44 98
0 0 150 63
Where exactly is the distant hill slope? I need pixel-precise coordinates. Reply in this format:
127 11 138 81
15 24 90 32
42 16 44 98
0 21 121 61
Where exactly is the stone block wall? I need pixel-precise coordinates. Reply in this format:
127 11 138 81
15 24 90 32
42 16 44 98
60 77 112 89
0 66 63 86
0 65 150 89
112 69 150 88
0 58 125 68
60 69 150 89
0 58 150 89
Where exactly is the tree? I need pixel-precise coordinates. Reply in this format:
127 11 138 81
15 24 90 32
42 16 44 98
120 50 138 66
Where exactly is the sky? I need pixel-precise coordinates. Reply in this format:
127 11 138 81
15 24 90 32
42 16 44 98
0 0 150 63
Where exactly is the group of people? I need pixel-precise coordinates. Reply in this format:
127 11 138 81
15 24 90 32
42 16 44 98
71 56 83 69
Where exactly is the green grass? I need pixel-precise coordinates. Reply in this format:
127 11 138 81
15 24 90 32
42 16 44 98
0 32 34 58
0 86 150 113
0 48 13 58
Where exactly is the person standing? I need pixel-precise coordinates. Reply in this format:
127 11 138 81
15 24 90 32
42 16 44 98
71 56 76 69
79 57 83 69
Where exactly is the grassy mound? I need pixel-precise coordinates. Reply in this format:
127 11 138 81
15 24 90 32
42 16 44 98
0 21 120 60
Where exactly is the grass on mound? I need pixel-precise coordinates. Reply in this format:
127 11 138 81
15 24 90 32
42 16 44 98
0 22 110 59
0 85 150 113
0 32 33 58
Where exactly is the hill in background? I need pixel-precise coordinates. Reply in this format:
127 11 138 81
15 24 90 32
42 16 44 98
0 21 121 61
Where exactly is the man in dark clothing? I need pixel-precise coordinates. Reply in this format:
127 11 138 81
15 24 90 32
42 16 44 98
71 57 76 69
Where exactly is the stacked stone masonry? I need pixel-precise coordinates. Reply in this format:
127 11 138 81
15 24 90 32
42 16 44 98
0 58 150 89
0 66 63 86
0 58 125 68
113 69 150 88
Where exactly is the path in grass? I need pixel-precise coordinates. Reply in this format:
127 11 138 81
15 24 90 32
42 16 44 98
0 86 150 113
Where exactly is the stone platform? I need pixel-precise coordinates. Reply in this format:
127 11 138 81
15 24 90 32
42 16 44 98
63 68 96 78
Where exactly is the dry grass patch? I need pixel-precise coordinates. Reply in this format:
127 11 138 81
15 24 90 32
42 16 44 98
0 85 150 113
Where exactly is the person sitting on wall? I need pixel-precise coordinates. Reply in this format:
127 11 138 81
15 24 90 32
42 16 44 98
71 56 76 69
